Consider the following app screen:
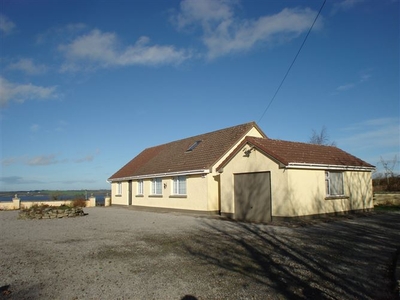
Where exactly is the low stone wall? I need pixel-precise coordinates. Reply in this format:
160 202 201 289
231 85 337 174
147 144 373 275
374 193 400 206
0 195 110 211
18 207 86 220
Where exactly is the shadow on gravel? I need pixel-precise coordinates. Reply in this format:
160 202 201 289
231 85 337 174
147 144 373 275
184 212 400 299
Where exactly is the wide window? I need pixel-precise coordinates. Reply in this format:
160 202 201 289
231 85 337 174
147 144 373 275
116 182 122 195
173 176 187 195
325 171 344 196
137 180 143 195
151 178 162 195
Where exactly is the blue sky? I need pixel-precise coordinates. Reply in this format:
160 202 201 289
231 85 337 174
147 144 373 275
0 0 399 191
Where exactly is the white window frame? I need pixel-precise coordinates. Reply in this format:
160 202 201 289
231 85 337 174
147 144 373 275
116 182 122 195
325 171 344 196
151 178 162 195
173 176 187 195
137 180 143 195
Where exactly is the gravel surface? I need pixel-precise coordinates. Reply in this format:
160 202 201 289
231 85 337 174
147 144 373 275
0 207 399 299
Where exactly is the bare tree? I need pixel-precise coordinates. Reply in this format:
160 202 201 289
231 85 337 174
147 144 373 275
380 155 398 188
309 126 336 146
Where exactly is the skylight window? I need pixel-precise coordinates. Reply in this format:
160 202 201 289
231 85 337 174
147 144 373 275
186 140 201 152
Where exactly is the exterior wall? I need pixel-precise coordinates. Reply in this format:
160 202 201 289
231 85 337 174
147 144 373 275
219 146 288 215
110 125 265 213
113 175 211 212
344 171 374 210
273 169 374 217
111 181 129 205
210 126 266 213
219 144 374 218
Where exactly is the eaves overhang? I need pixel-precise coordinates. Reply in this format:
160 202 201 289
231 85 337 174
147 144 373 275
285 163 375 171
108 168 211 182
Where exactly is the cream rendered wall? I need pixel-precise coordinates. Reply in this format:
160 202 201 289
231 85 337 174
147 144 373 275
278 169 374 217
281 169 327 217
344 171 374 210
219 146 288 215
219 146 374 218
210 126 266 213
111 182 129 205
129 175 210 211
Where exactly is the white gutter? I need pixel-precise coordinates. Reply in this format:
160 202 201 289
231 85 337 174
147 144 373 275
108 169 210 182
286 163 375 171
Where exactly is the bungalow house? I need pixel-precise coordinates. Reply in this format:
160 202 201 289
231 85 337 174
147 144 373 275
108 122 374 222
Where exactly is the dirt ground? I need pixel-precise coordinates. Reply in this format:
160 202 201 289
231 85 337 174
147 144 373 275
0 207 399 299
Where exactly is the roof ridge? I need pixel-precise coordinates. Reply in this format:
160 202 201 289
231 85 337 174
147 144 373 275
248 136 337 148
146 121 259 148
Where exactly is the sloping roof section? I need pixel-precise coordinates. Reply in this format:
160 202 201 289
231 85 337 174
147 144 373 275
109 122 266 180
218 136 374 171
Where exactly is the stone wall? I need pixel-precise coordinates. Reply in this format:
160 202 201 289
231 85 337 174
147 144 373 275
373 193 400 206
0 194 111 211
18 207 86 220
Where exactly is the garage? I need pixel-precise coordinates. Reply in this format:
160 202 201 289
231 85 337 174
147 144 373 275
234 172 272 223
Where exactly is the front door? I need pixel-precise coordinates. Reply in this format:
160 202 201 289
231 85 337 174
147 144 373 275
128 181 132 205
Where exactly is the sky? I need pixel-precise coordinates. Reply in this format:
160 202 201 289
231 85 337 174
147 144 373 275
0 0 399 191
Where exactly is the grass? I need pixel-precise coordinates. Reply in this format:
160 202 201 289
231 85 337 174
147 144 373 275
374 204 400 212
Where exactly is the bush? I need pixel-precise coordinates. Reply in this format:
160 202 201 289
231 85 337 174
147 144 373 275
71 198 87 208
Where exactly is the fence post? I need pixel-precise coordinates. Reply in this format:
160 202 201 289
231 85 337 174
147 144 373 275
89 194 96 207
105 193 111 207
12 194 21 210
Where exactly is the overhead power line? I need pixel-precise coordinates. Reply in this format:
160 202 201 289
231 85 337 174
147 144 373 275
258 0 326 123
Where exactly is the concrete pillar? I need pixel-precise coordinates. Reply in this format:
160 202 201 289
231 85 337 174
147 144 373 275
105 193 111 207
89 194 96 207
12 194 21 210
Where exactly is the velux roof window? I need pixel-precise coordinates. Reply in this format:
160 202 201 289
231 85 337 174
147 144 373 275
186 140 201 152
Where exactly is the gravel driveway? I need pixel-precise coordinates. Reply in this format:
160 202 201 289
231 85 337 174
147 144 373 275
0 207 399 299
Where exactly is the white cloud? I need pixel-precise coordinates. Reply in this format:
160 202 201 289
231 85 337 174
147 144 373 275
334 71 372 94
338 117 400 150
30 124 40 132
27 154 60 166
7 58 48 75
36 22 87 44
0 176 42 185
1 156 22 167
75 149 100 163
174 0 321 59
59 29 191 72
0 77 58 106
336 83 355 91
332 0 364 14
0 14 15 35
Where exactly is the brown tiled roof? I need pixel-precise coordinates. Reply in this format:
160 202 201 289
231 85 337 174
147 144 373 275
109 122 266 180
219 136 374 169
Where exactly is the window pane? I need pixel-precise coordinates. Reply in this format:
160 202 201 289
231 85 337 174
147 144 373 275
152 178 162 195
137 180 143 194
117 182 122 195
173 176 186 195
330 172 344 195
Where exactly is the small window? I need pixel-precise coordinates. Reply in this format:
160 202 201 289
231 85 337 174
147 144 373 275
137 180 143 195
173 176 187 195
116 182 122 195
325 171 344 196
151 178 162 195
186 140 201 152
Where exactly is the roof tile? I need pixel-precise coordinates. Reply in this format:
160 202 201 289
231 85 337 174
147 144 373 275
109 122 264 180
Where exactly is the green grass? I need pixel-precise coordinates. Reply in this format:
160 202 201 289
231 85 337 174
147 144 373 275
374 205 400 211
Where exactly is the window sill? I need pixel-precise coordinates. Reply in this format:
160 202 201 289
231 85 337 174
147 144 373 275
169 195 187 198
149 195 162 198
115 195 122 197
325 195 349 200
135 195 144 197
